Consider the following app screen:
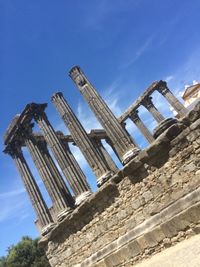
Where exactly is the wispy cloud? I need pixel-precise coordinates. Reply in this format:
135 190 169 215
0 181 30 223
165 75 174 83
120 35 155 69
0 187 25 199
164 46 200 93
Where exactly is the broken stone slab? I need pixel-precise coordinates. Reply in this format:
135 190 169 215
153 118 178 139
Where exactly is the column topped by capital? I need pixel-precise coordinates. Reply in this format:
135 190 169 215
69 66 87 87
4 141 22 159
156 81 169 95
27 103 48 121
141 95 154 109
129 110 140 123
51 92 64 101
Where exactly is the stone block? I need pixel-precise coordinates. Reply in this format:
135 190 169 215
93 260 107 267
104 251 122 267
190 118 200 130
137 235 148 250
142 190 153 202
127 240 142 257
144 232 158 248
135 211 145 225
161 220 178 238
150 184 163 198
151 227 165 243
153 118 178 139
187 102 200 122
187 130 200 143
187 204 200 223
145 137 170 158
126 216 136 230
117 209 127 220
131 198 141 210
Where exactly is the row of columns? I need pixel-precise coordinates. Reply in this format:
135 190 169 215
22 124 74 220
4 100 123 234
31 104 91 205
68 66 187 148
51 92 117 186
5 143 55 235
69 66 140 164
4 67 188 236
124 87 187 144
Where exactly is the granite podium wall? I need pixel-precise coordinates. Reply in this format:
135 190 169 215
39 103 200 267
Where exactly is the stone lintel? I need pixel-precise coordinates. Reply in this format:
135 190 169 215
27 129 108 147
118 80 166 123
4 103 47 146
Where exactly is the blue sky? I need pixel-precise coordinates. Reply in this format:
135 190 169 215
0 0 200 256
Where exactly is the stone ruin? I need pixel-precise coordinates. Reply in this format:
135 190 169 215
3 66 200 266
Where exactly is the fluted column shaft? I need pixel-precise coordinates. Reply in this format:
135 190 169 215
38 140 74 207
52 92 115 186
24 131 74 216
141 96 165 123
158 86 188 117
129 110 155 143
69 66 139 164
105 138 122 163
32 108 91 203
6 144 54 231
91 137 118 172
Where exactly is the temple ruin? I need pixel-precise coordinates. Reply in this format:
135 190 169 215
3 66 200 266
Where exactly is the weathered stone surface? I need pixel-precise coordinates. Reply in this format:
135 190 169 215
153 118 178 139
40 112 200 267
4 77 200 267
69 66 139 164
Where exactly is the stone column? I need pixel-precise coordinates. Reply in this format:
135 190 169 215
52 92 115 186
157 84 188 117
69 66 139 164
36 140 74 208
91 137 118 172
30 104 91 205
105 138 122 163
141 96 165 123
22 125 74 221
129 110 155 143
4 143 55 235
60 140 87 179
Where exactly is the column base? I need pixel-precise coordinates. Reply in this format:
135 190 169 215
57 207 73 222
122 147 140 165
75 191 91 206
97 171 114 188
153 118 177 139
41 223 56 236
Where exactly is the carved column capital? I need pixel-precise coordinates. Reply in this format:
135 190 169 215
28 103 48 122
69 66 87 87
51 92 64 104
4 142 22 159
32 110 45 122
129 110 140 123
157 85 169 95
20 123 34 139
141 96 154 109
36 139 48 153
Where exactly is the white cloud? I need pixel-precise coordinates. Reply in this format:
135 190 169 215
165 75 174 83
166 46 200 94
76 102 101 132
121 35 155 69
0 187 25 199
0 181 30 223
